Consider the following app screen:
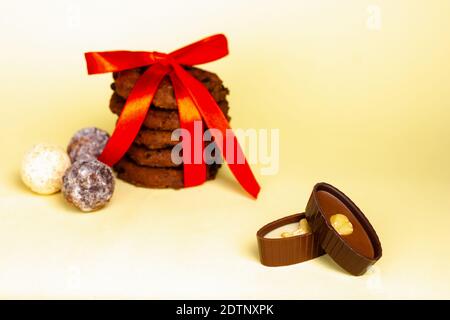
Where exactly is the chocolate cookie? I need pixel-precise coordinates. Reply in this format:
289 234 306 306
112 66 229 110
134 129 178 150
127 145 178 168
114 157 220 189
109 93 230 131
126 142 219 167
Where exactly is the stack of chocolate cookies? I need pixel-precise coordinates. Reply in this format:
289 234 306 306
109 66 230 188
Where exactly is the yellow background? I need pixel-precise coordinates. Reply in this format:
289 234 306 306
0 0 449 299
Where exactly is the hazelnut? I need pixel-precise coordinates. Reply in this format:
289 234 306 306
297 218 311 235
330 214 353 236
280 231 293 238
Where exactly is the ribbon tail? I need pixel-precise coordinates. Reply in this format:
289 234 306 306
170 72 207 187
172 65 261 198
98 63 170 166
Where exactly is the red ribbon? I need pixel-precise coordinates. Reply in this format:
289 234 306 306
85 34 260 198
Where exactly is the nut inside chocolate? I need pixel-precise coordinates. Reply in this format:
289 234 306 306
257 212 325 267
264 218 312 239
316 190 375 259
265 222 301 238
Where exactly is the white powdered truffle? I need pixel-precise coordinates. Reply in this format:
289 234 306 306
21 144 71 194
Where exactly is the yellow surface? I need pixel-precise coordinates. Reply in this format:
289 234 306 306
0 0 449 299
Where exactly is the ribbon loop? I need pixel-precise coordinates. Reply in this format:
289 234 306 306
85 51 159 74
169 34 229 66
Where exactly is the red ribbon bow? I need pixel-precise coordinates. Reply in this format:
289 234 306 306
84 34 260 198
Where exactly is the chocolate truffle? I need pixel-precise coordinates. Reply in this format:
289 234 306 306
21 143 71 195
67 127 110 163
62 159 115 212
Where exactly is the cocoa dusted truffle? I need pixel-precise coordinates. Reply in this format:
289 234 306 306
62 159 115 212
67 127 110 163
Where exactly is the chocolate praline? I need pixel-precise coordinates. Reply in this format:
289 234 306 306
62 159 115 212
305 183 382 276
67 127 109 163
